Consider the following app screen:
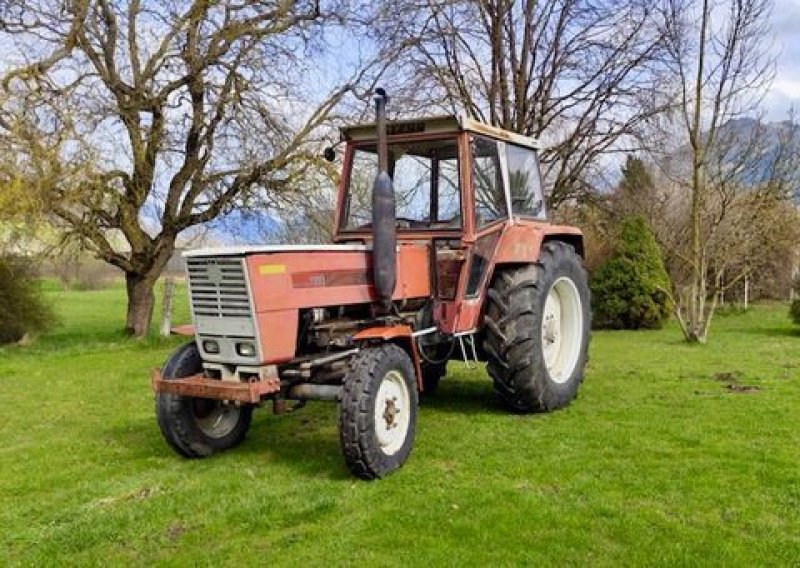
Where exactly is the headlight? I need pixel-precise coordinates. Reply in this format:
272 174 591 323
236 342 256 357
202 339 220 354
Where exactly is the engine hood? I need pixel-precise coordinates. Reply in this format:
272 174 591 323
183 244 370 258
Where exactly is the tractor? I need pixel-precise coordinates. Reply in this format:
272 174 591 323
151 91 591 479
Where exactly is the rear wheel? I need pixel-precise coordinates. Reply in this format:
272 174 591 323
421 362 446 394
483 241 590 412
415 305 451 395
339 344 418 479
418 338 451 395
155 342 253 458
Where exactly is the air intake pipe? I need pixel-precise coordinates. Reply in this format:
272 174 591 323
371 88 396 313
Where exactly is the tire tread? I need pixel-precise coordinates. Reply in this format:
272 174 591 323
156 342 252 458
483 241 590 413
339 343 417 479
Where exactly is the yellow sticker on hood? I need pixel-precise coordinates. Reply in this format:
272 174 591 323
258 264 286 275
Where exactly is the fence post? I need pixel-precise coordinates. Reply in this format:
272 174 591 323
743 274 749 311
160 277 175 337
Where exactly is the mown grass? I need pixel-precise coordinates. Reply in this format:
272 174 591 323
1 285 799 565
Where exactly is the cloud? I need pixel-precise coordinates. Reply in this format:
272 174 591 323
769 0 800 116
773 0 800 37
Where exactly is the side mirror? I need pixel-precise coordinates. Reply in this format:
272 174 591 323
323 147 336 162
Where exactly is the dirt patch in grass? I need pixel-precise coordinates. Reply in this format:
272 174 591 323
724 383 761 394
710 371 761 394
92 485 162 509
166 522 187 542
712 371 743 383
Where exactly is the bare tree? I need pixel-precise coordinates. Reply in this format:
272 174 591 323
0 0 380 336
657 0 786 342
372 0 668 206
217 154 340 244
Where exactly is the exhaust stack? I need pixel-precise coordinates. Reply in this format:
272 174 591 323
371 88 396 313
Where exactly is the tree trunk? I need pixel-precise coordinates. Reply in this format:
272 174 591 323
682 0 711 345
125 272 156 337
123 234 177 337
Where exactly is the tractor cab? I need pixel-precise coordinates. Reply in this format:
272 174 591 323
336 115 547 237
334 115 553 334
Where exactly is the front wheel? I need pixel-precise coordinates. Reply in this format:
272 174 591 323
339 344 418 479
155 342 253 458
484 241 590 412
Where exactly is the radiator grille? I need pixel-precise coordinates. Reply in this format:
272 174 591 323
186 257 252 319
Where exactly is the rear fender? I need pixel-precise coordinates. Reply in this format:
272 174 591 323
351 325 424 391
493 222 584 264
452 222 584 332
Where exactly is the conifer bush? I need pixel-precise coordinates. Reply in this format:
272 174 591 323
591 216 671 330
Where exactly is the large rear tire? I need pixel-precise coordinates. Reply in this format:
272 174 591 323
339 344 418 479
155 342 253 458
420 361 446 394
415 304 450 395
483 241 590 413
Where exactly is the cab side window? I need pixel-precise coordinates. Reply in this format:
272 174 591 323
436 155 460 224
506 143 545 218
472 137 507 228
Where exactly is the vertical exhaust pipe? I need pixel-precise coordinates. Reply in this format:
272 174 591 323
371 88 396 313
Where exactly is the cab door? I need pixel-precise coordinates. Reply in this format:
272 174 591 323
435 134 508 334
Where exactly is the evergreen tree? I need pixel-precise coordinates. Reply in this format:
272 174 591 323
591 216 672 329
619 155 655 198
612 155 660 224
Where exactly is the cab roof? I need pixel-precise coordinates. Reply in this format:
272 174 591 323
340 114 540 150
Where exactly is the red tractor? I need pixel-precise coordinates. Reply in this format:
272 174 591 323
152 91 590 479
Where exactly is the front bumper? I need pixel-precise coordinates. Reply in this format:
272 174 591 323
151 370 280 403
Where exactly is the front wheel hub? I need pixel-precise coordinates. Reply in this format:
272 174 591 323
192 398 241 439
374 370 411 455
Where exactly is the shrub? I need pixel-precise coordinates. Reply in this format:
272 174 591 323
789 300 800 325
0 255 54 344
591 216 672 330
790 277 800 326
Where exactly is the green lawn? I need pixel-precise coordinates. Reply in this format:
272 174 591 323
1 285 799 565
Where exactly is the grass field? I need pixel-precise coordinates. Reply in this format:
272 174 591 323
1 283 799 565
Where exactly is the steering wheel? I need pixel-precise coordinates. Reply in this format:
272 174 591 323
395 216 424 228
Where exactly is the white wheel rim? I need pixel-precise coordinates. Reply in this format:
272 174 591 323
541 277 583 384
374 370 411 456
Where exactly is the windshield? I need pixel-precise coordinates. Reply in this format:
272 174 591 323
341 138 461 231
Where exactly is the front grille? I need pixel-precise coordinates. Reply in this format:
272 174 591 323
186 257 252 319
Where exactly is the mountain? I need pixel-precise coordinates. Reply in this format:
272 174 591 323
205 209 282 245
659 117 800 195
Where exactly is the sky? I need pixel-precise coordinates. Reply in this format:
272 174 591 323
1 1 798 248
766 0 800 118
